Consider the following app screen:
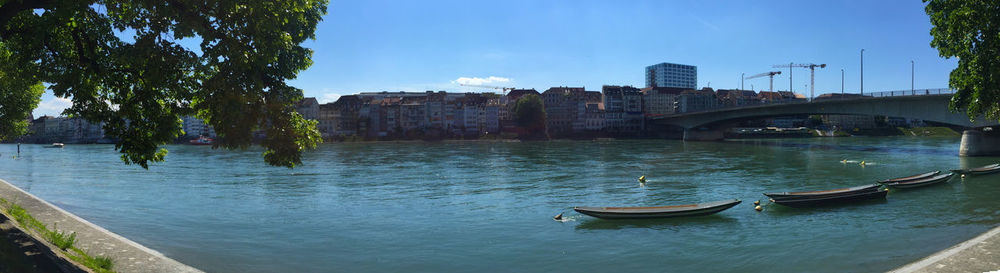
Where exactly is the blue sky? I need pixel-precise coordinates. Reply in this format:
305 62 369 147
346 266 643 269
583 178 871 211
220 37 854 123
34 0 957 116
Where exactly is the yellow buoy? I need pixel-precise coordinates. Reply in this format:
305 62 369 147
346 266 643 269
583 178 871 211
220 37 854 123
961 174 966 179
753 200 760 206
638 175 646 183
553 212 563 221
754 205 762 211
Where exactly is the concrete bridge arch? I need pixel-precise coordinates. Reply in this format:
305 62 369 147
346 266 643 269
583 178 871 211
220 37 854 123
650 94 998 140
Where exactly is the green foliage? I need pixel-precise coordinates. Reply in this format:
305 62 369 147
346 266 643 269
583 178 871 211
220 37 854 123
0 42 44 141
6 203 46 233
512 94 547 129
1 198 115 272
925 0 1000 121
511 94 548 140
44 224 76 250
0 0 328 168
74 250 114 272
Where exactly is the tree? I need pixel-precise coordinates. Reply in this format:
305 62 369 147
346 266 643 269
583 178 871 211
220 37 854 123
925 0 1000 121
511 94 547 139
0 42 44 141
0 0 328 168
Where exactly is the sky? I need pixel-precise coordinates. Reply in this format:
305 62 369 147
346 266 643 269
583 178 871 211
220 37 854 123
33 0 958 116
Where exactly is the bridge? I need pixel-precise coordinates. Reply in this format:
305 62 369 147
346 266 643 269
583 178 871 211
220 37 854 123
648 89 1000 155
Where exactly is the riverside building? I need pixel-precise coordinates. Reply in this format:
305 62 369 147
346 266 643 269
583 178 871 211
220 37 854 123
646 62 697 89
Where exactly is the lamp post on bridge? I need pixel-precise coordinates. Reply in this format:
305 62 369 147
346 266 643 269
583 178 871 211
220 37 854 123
911 60 914 95
841 69 844 95
860 49 865 96
741 73 744 90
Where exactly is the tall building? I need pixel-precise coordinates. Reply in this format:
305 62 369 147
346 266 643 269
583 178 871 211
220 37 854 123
645 62 697 89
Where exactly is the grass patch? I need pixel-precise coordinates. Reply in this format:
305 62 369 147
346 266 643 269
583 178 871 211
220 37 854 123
0 198 115 272
44 224 76 250
68 248 114 273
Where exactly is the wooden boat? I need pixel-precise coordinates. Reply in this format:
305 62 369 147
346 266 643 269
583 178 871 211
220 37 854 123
768 189 888 207
45 143 64 148
951 163 1000 175
764 184 882 201
574 199 742 219
878 171 941 184
884 173 953 189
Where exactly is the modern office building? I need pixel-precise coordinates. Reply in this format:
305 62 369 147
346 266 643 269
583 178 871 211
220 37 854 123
645 62 697 89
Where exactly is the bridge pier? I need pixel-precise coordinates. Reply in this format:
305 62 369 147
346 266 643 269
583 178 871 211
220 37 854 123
959 130 1000 156
683 128 724 141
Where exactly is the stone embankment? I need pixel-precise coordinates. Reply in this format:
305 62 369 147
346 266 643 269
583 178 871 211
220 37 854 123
890 225 1000 272
0 178 202 273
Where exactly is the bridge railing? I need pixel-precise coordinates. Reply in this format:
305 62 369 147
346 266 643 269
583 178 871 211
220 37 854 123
653 88 955 118
864 88 954 97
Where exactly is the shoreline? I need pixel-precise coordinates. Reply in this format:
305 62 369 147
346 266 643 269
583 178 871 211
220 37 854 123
0 178 202 273
889 225 1000 273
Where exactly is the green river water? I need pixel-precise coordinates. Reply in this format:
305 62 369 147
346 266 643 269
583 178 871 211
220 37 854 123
0 137 998 272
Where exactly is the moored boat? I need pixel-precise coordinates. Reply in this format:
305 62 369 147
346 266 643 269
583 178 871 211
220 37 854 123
951 163 1000 175
764 184 882 201
188 136 215 145
46 143 64 148
878 171 941 184
574 199 742 219
767 189 888 207
883 172 953 189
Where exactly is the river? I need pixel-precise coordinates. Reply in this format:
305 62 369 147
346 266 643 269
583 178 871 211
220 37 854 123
0 137 997 272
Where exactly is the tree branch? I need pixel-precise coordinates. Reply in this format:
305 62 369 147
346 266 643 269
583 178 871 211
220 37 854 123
0 0 55 36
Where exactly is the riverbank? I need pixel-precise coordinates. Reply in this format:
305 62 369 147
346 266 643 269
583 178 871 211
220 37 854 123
0 178 201 273
890 225 1000 272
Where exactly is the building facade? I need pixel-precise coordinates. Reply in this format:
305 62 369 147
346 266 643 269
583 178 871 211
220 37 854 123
645 62 697 89
602 85 644 133
641 87 684 116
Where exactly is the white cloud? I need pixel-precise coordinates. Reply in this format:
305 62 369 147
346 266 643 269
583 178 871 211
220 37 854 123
319 93 341 104
34 97 72 117
451 76 511 86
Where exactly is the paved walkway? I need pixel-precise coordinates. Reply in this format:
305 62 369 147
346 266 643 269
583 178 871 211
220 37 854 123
0 178 201 273
890 225 1000 273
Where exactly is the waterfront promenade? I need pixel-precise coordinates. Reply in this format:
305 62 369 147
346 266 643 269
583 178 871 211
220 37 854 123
0 178 201 273
891 225 1000 272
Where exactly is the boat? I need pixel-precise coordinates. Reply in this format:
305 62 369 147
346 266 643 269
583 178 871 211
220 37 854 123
883 172 953 189
188 136 215 145
46 143 64 148
764 184 882 201
951 163 1000 175
767 189 888 207
573 199 742 219
878 171 941 184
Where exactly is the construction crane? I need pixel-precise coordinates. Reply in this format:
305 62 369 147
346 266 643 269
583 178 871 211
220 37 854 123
458 84 515 95
772 63 826 100
745 71 782 92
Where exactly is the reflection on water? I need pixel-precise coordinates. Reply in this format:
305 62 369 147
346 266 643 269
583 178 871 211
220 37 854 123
0 137 998 273
574 215 739 231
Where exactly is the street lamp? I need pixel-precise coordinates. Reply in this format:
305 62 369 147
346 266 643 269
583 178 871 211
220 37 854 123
741 73 745 90
911 60 914 94
861 49 865 96
841 69 844 95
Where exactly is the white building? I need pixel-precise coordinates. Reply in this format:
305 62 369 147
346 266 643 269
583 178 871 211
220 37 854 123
182 115 216 138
